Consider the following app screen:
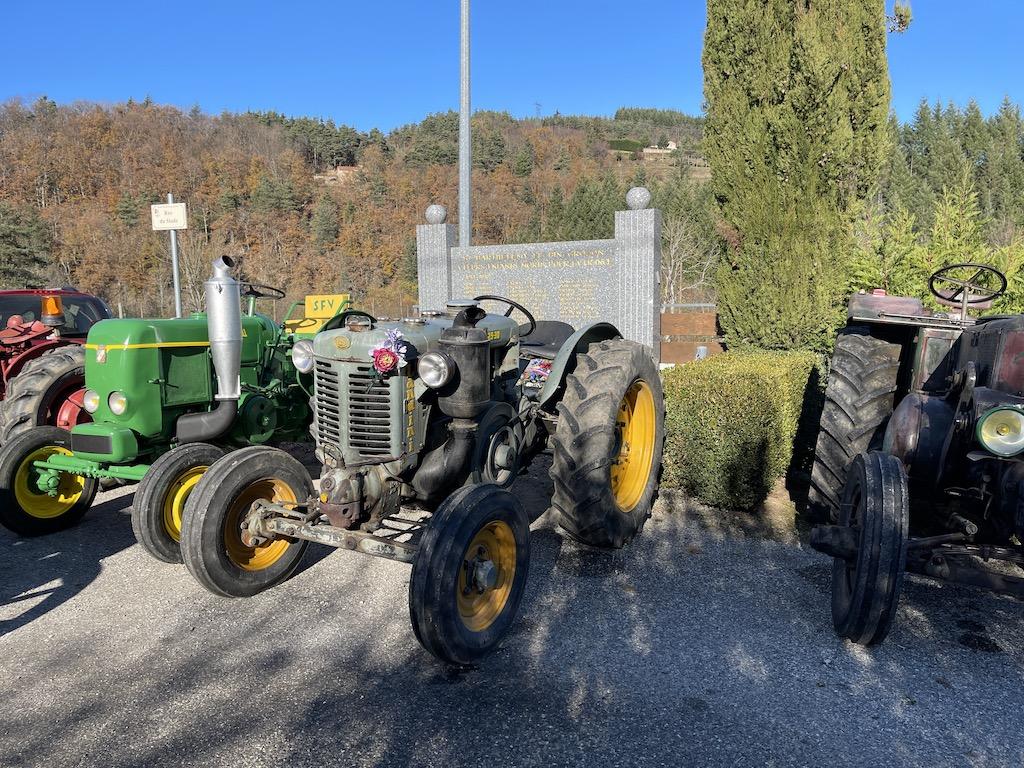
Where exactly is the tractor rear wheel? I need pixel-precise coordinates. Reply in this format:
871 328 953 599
1 345 89 445
180 446 311 597
550 339 664 548
131 443 226 564
409 484 530 665
831 452 909 645
0 426 97 536
810 327 902 522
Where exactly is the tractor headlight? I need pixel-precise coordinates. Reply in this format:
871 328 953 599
82 390 100 414
291 339 315 374
977 407 1024 457
417 352 455 388
108 391 128 416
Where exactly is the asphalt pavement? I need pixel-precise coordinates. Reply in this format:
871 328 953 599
3 456 1024 768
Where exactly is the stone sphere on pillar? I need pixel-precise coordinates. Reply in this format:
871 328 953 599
425 204 448 225
625 187 652 211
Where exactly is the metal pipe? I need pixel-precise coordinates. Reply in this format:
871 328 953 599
458 0 471 248
168 193 183 318
176 256 242 444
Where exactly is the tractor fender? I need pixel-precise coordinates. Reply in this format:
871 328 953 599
537 322 622 409
3 338 82 381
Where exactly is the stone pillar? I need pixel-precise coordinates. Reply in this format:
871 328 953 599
614 187 661 360
415 204 455 311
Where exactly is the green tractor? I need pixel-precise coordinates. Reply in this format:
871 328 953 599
178 297 665 664
0 257 348 564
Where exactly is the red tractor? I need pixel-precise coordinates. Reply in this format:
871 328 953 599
0 289 112 444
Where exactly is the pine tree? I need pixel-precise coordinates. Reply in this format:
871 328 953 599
0 203 52 288
311 193 340 247
544 187 566 241
703 0 893 351
512 142 535 177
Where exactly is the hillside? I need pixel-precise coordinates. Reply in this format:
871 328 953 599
1 97 1021 319
0 99 705 317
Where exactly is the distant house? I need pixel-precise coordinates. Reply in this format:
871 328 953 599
642 140 678 157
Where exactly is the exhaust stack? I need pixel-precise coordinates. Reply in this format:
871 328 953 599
176 256 242 443
206 256 242 401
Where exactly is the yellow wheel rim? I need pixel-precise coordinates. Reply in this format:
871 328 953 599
610 379 657 512
13 446 86 519
457 521 517 632
223 478 296 571
161 466 208 543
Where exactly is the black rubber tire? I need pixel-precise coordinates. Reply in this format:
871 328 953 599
831 451 909 646
180 446 311 597
131 443 226 564
410 484 531 666
0 425 98 536
549 338 665 548
810 327 902 522
0 345 87 444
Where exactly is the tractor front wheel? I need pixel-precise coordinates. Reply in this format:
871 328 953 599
179 446 311 597
831 451 909 646
550 339 664 548
0 346 89 445
131 443 226 564
0 426 97 535
409 484 531 665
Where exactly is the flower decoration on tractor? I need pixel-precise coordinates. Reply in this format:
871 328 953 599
370 328 408 376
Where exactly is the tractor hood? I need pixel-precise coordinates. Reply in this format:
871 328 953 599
960 316 1024 397
311 314 517 366
77 313 278 454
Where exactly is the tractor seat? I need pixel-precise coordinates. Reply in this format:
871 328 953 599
519 320 575 360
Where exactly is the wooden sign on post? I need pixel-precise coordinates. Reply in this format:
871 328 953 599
150 202 188 231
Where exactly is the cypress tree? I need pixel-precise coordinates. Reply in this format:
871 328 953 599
704 0 894 351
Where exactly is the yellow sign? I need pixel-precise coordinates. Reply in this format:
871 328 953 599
304 294 350 320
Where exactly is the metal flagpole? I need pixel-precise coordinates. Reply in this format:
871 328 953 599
458 0 472 248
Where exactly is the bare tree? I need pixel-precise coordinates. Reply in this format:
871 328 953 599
660 214 719 305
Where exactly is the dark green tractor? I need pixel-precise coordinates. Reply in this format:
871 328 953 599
179 297 665 664
810 263 1024 644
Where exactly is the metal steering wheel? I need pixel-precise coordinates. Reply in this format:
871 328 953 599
929 263 1007 308
472 294 537 338
240 282 286 300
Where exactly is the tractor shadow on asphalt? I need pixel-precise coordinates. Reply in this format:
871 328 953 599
0 487 136 639
8 456 1024 767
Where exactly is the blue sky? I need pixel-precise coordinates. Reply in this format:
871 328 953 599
1 1 1020 131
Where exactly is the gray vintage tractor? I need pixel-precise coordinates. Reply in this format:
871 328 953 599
810 263 1024 645
178 296 665 664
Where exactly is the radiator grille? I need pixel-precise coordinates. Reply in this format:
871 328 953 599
347 366 393 456
314 359 342 449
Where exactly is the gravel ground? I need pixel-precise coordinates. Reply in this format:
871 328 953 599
3 456 1024 768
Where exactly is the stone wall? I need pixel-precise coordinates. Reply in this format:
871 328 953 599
416 188 662 360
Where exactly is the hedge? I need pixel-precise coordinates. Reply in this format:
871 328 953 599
608 139 643 152
661 351 819 510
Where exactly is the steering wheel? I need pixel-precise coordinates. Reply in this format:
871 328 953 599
320 309 377 333
473 295 537 338
240 282 286 300
929 263 1007 308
